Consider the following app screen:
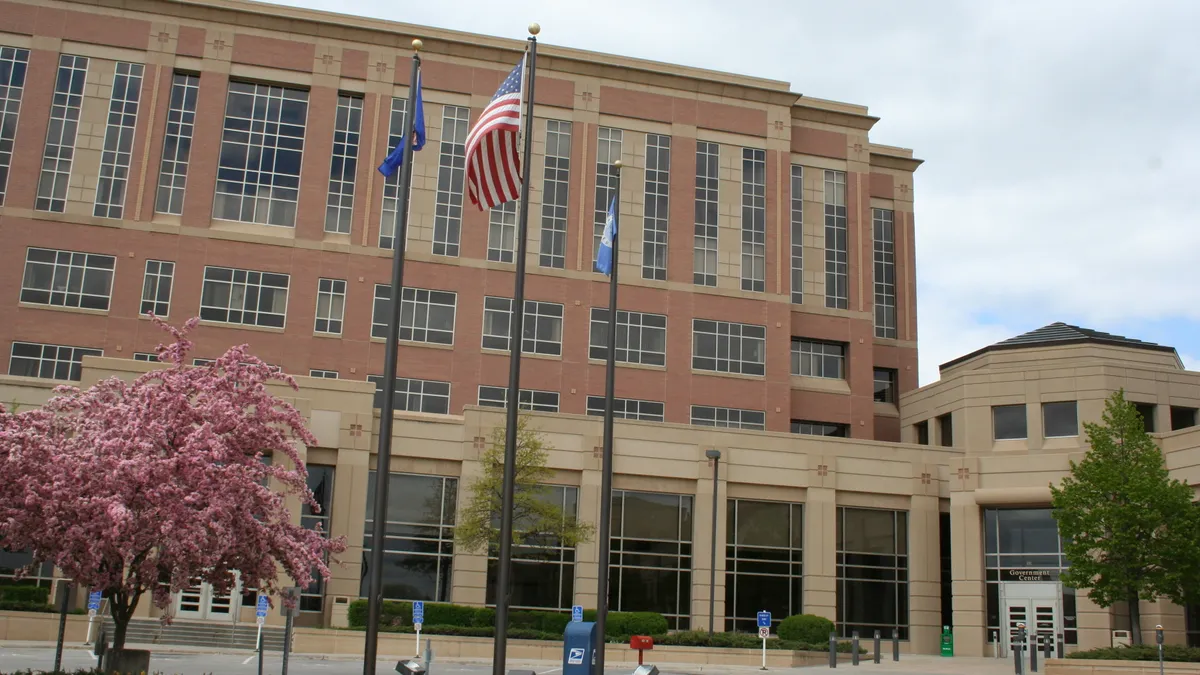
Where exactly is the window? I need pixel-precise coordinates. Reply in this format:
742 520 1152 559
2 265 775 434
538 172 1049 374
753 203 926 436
726 500 803 633
487 201 517 263
379 97 409 249
372 285 456 345
324 94 362 234
199 266 290 328
93 62 144 218
608 490 693 629
192 358 215 367
692 319 766 376
478 386 559 413
694 141 719 286
300 465 334 612
741 148 766 292
589 308 666 366
433 105 469 257
314 278 346 335
824 170 848 309
155 73 199 215
837 507 908 639
873 368 897 403
0 549 54 590
1042 401 1078 438
1134 402 1156 433
791 420 848 437
36 55 88 212
361 471 457 602
983 508 1074 644
1172 406 1198 431
691 405 766 431
539 120 571 268
367 376 451 414
789 164 803 304
642 134 670 280
937 413 953 447
486 485 579 610
586 396 665 422
0 46 30 206
309 369 338 379
791 339 846 379
213 81 308 227
914 421 929 445
133 352 158 362
140 260 174 317
21 248 115 311
9 342 101 381
873 208 897 338
593 127 622 269
480 296 563 356
992 405 1027 440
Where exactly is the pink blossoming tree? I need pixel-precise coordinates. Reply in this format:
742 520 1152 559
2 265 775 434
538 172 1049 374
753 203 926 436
0 317 346 649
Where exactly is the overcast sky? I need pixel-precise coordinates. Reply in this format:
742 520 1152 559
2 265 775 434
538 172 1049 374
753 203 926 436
275 0 1200 385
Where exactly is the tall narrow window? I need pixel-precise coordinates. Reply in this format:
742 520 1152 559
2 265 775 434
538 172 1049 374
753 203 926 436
155 73 199 215
642 133 670 280
314 278 346 335
726 500 803 632
539 120 571 268
379 97 409 250
36 55 89 213
824 170 848 309
433 105 469 257
487 201 517 263
837 507 909 639
213 82 308 227
593 127 622 268
486 485 578 609
324 94 362 234
93 62 144 218
694 141 719 286
741 148 766 292
140 260 174 317
873 208 897 338
609 490 694 629
0 46 30 206
299 465 334 612
789 164 803 304
361 471 457 601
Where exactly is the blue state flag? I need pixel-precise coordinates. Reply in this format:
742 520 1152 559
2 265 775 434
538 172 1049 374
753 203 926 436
594 196 618 275
377 70 426 177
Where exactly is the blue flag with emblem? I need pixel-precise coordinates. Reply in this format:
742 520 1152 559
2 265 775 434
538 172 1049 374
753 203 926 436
594 196 617 275
377 70 426 177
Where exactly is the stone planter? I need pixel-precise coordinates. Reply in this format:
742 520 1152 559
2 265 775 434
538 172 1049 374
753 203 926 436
102 647 151 674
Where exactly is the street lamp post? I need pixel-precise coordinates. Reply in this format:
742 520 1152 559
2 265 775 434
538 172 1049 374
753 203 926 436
705 448 721 634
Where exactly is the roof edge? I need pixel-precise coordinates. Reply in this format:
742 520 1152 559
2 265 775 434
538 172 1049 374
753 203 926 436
939 336 1180 372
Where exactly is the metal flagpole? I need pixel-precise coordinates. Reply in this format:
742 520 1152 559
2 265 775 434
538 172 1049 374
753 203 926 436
492 24 540 675
363 39 423 675
593 159 623 675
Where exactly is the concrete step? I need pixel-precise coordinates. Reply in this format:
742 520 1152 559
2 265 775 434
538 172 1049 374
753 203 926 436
99 618 291 651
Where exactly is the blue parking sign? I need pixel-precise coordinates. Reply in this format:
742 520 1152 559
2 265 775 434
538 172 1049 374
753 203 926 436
87 591 102 611
413 601 425 623
757 611 772 628
571 605 583 623
256 594 269 618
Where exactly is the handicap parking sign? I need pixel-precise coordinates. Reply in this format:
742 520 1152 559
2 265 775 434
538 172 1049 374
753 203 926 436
567 648 585 665
757 611 772 628
571 605 583 623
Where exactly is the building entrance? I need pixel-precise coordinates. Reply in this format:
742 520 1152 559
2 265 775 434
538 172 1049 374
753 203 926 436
174 582 239 621
1001 581 1060 657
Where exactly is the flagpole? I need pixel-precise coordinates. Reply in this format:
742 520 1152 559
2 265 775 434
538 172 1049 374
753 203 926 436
492 23 540 675
593 159 623 675
363 39 422 675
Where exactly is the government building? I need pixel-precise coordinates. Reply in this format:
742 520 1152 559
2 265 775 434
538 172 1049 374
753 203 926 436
1 0 1198 658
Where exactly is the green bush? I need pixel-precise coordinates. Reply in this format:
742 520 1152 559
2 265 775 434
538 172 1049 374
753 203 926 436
777 614 835 644
0 600 55 613
1066 644 1200 662
651 631 862 653
0 585 50 604
346 599 667 640
581 610 668 638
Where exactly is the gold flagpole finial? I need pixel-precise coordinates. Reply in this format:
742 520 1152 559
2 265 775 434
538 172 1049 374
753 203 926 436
412 39 423 52
528 23 541 36
613 160 623 170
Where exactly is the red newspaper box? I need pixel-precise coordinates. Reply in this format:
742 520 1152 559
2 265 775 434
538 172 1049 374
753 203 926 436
629 635 654 664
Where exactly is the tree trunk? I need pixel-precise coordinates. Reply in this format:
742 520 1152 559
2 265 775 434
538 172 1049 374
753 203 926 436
112 612 129 650
1128 591 1142 646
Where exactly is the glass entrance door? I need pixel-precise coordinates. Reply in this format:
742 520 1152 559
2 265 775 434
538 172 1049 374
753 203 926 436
1001 582 1060 659
174 581 239 621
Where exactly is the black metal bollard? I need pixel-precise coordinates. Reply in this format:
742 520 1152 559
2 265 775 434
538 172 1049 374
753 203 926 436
892 628 900 662
851 631 859 666
1013 627 1025 675
1030 634 1038 672
873 630 880 664
257 630 265 675
1056 632 1064 659
1044 633 1053 662
828 631 838 668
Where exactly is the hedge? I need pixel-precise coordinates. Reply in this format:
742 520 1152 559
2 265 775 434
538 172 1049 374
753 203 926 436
1067 644 1200 662
653 630 862 653
0 585 50 604
347 600 665 639
777 614 835 644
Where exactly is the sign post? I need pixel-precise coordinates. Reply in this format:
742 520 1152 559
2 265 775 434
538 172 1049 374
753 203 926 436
255 594 268 661
571 605 583 623
85 590 102 644
413 601 425 656
757 611 771 671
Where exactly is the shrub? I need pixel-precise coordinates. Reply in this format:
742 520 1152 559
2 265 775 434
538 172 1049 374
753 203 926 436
777 614 835 644
582 610 668 638
1066 644 1200 662
0 585 50 604
0 600 56 613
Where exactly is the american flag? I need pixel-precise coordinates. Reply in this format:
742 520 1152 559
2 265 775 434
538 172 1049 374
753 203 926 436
465 56 525 210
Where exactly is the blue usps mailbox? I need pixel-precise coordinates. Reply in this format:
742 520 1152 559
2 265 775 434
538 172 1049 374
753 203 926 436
757 611 772 628
572 605 583 623
563 621 597 675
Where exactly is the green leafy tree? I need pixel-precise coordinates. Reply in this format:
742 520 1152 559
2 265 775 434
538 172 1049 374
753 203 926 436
455 414 594 556
1051 389 1200 645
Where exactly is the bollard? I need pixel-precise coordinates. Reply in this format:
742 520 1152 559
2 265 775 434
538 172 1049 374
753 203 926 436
1056 633 1064 659
256 630 264 675
1013 625 1026 675
892 628 900 662
873 630 880 664
829 632 837 668
1030 634 1038 673
993 630 1001 659
1044 633 1053 663
424 637 434 675
851 631 859 666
